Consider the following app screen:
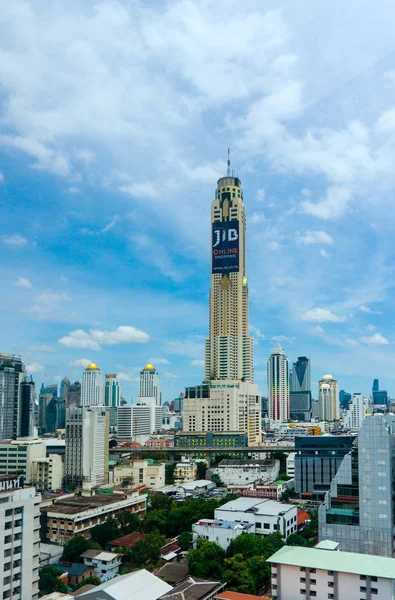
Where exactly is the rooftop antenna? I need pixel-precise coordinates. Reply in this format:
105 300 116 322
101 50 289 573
227 147 231 176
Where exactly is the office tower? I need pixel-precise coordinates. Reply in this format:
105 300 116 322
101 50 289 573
339 389 352 409
64 406 109 488
19 376 35 437
44 397 65 433
294 436 356 499
319 414 395 557
68 380 81 407
0 353 25 440
318 374 339 421
343 393 365 428
42 383 58 398
172 395 184 413
204 157 253 382
267 343 289 423
0 438 46 482
104 374 120 407
138 364 161 405
117 404 161 438
289 356 312 421
38 392 52 431
81 363 104 407
59 375 70 403
372 378 379 395
0 474 41 600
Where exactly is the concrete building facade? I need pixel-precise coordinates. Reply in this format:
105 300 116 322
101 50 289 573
318 374 339 421
81 363 104 407
267 344 289 424
192 519 255 550
210 458 280 486
113 459 165 490
0 437 46 482
31 454 63 491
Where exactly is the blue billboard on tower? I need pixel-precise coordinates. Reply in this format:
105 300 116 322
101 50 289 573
212 220 239 274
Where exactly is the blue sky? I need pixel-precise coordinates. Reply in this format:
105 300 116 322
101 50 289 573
2 0 395 402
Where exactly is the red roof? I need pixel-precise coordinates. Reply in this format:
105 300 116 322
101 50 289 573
297 509 310 526
161 540 180 555
108 531 146 548
216 592 271 600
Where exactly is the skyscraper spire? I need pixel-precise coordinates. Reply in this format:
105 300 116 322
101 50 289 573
227 147 231 176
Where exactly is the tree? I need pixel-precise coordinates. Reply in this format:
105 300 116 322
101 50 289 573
178 531 192 551
222 554 257 594
91 518 120 548
150 492 173 511
286 533 309 547
39 566 68 594
196 461 207 480
278 473 292 481
165 463 176 484
226 532 268 558
116 510 140 534
188 539 225 579
141 509 168 534
62 535 100 563
73 576 101 590
130 532 163 565
281 488 292 503
211 473 225 487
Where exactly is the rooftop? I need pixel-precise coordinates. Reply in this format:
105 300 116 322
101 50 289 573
216 592 271 600
194 519 254 531
267 545 395 579
81 549 120 561
218 459 276 467
156 561 189 585
42 492 128 515
160 576 224 600
52 563 93 577
108 531 146 548
216 497 295 516
77 568 172 600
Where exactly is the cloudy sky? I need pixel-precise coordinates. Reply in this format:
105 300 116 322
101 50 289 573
2 0 395 402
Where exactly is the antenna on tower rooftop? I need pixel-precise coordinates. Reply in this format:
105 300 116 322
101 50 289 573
227 148 231 176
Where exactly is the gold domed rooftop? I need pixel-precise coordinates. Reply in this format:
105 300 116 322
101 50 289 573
143 363 155 371
86 363 100 370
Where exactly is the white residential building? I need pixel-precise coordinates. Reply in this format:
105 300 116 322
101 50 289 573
113 459 165 490
138 364 161 406
267 542 395 600
31 454 63 491
0 437 46 482
81 549 122 582
267 344 289 423
215 497 297 538
174 459 198 484
0 475 41 600
117 404 162 438
65 407 109 488
192 519 255 550
343 393 365 428
286 452 296 478
104 375 120 408
318 374 339 421
210 458 279 486
81 363 104 407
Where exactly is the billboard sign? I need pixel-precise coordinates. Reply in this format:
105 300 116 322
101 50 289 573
212 220 239 274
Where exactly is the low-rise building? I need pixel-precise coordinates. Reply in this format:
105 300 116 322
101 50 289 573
192 518 255 550
51 563 95 588
113 459 165 490
81 549 122 581
215 497 297 539
40 490 147 544
210 458 279 486
174 459 197 484
160 576 225 600
228 479 291 501
267 542 395 600
174 431 247 450
76 569 172 600
0 437 46 482
157 480 215 498
145 436 174 449
31 454 63 491
286 452 295 478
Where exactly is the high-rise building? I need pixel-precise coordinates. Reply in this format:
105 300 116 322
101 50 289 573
0 353 24 440
267 343 289 423
0 474 41 600
372 378 379 395
64 406 109 488
204 158 253 382
138 364 161 405
104 374 120 407
319 414 395 557
318 374 339 421
289 356 311 421
19 376 35 437
339 389 352 409
343 393 365 428
44 397 65 433
117 404 162 439
81 363 104 407
59 376 70 403
38 392 52 431
68 380 81 407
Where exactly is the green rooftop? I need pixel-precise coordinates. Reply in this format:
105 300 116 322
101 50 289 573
267 544 395 579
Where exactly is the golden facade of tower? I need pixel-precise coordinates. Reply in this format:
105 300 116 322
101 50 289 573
204 166 254 382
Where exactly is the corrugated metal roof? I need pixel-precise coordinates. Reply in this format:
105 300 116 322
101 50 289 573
78 569 172 600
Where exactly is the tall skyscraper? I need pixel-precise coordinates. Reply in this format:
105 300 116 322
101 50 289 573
64 406 109 488
81 363 104 407
343 393 365 428
0 354 35 440
289 356 311 421
267 343 289 423
318 374 339 421
118 364 162 437
138 364 161 405
372 378 379 395
59 376 70 403
339 389 352 410
68 380 81 407
0 475 41 600
104 374 120 407
38 391 52 431
205 156 253 382
319 414 395 557
19 376 35 437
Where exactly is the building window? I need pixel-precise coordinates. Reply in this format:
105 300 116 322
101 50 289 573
328 582 334 588
360 576 366 580
300 591 306 595
300 578 306 583
300 567 306 572
328 570 334 575
310 593 316 598
310 579 316 585
360 587 366 592
371 590 378 595
328 595 334 599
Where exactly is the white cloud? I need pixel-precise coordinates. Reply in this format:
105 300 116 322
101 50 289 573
74 148 97 164
2 234 28 247
164 372 180 379
359 305 382 314
365 324 376 332
54 375 62 382
101 215 119 233
26 362 44 373
29 292 72 316
117 372 139 382
301 307 346 323
320 249 330 258
59 325 150 351
250 325 266 341
149 358 170 365
301 186 353 220
297 230 333 245
250 212 265 224
272 335 296 343
68 358 92 369
119 182 159 199
360 332 389 346
67 186 79 193
191 359 205 367
29 345 56 353
0 171 4 182
313 325 324 333
267 241 281 251
13 277 32 288
256 188 265 202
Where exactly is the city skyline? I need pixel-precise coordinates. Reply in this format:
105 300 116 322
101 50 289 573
2 1 395 401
